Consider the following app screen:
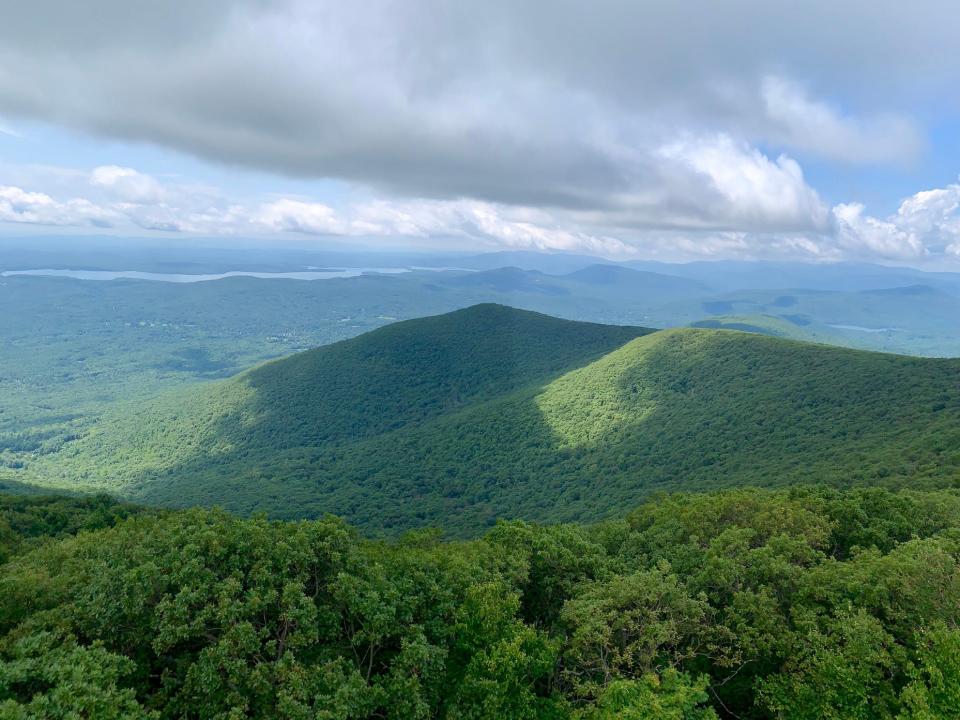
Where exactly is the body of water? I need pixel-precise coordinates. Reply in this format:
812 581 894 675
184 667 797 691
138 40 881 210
829 324 903 333
0 268 413 283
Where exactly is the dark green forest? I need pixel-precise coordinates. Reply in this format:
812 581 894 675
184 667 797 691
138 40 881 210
13 305 959 536
2 487 960 718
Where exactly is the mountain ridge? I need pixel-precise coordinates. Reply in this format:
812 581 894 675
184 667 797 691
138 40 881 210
8 304 960 536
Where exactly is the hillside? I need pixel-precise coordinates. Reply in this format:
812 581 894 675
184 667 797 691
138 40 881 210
10 305 960 536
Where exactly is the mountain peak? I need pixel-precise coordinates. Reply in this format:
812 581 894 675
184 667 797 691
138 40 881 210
18 307 960 537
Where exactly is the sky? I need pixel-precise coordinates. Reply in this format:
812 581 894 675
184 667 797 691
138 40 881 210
2 0 960 265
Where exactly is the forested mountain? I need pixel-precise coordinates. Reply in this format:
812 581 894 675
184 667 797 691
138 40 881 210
2 486 960 718
3 260 958 472
11 305 960 536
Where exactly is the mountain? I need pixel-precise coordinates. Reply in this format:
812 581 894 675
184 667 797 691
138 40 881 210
443 250 609 273
11 305 960 536
429 264 709 303
433 266 570 295
666 284 960 356
860 284 944 297
563 264 710 299
625 259 960 295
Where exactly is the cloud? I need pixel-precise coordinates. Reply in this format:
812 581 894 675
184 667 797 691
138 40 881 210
0 0 947 229
90 166 164 203
256 199 348 235
831 203 925 259
0 118 22 138
761 76 922 165
0 185 115 227
826 181 960 260
250 197 633 255
894 184 960 247
351 200 635 255
654 135 829 231
5 160 960 263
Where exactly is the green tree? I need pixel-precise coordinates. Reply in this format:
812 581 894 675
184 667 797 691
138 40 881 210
759 610 901 720
0 632 153 719
561 564 708 695
576 671 717 720
445 582 563 719
897 625 960 720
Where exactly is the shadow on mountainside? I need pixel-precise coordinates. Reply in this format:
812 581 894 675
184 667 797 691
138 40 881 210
126 327 960 538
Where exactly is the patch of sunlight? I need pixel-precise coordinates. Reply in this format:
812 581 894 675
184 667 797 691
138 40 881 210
535 334 661 448
24 374 259 491
534 328 724 448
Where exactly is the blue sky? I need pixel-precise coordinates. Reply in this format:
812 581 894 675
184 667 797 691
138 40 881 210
2 1 960 266
0 121 354 206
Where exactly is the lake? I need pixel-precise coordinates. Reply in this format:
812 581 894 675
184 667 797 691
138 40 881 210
0 268 413 283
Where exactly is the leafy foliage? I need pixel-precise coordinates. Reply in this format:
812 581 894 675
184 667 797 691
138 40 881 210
2 486 960 718
0 493 148 564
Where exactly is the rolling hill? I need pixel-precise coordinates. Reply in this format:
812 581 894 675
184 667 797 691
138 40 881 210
432 266 570 295
9 304 960 536
563 264 710 299
428 264 711 304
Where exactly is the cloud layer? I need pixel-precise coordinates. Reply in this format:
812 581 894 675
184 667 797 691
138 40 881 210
3 163 960 262
0 4 944 213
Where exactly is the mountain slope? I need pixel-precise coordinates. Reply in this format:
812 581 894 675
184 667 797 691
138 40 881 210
13 306 960 536
20 305 650 495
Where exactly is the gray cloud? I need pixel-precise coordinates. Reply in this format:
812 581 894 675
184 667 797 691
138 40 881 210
0 0 955 236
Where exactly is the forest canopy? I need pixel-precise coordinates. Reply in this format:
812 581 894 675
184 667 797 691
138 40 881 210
2 486 960 719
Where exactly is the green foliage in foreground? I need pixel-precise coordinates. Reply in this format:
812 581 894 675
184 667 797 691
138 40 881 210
0 494 150 564
19 305 960 536
2 486 960 719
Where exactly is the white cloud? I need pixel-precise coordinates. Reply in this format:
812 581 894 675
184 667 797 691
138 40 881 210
0 185 115 226
373 200 635 255
655 135 829 231
0 119 22 138
256 199 348 235
0 167 640 255
894 184 960 246
7 160 960 264
761 76 922 165
90 165 164 203
831 203 926 259
457 204 631 255
822 180 960 260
